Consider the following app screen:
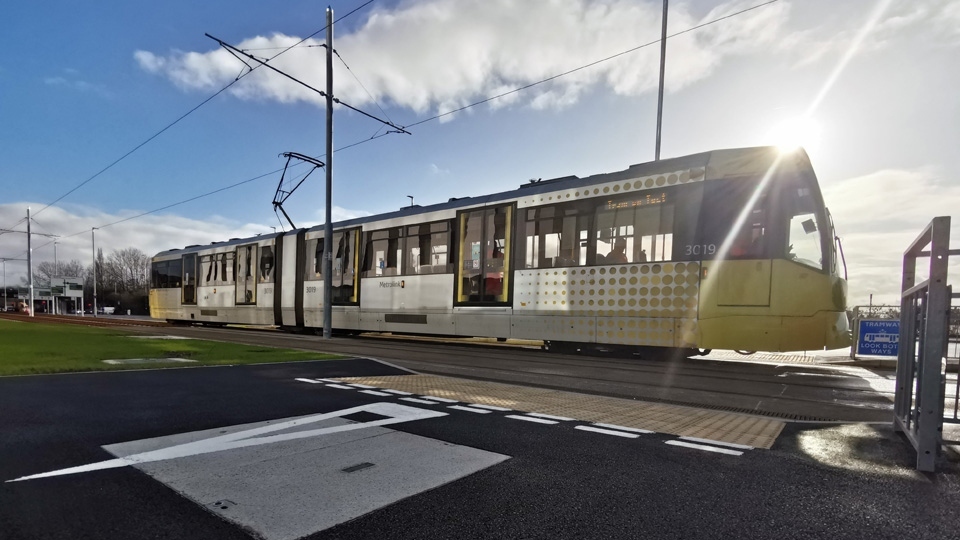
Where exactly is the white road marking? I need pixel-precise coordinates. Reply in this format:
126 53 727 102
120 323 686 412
679 437 754 450
295 378 323 384
448 405 492 414
665 440 744 456
316 379 341 383
7 403 448 483
325 384 356 390
382 389 413 395
421 396 458 403
575 426 640 438
505 415 558 425
400 397 440 405
347 383 378 389
359 390 392 397
592 423 654 434
526 413 575 421
467 404 512 411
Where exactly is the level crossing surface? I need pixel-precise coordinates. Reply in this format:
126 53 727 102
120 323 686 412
1 358 957 540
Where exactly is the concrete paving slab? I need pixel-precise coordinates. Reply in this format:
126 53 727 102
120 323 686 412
105 405 509 540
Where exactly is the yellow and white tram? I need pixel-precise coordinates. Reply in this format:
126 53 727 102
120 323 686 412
150 146 851 353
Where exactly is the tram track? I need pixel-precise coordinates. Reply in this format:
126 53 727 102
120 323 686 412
125 324 894 423
2 314 893 422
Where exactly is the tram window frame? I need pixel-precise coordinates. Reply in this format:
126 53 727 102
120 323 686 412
305 237 324 280
259 245 275 283
456 205 513 304
152 260 182 289
518 203 591 269
697 177 770 261
182 253 197 304
593 190 677 264
361 228 403 278
783 185 825 271
201 252 234 286
405 221 452 275
235 243 258 305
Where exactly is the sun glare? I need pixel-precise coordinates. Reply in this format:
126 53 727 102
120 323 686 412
769 117 821 153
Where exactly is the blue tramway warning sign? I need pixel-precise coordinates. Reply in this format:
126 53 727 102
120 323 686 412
857 319 900 356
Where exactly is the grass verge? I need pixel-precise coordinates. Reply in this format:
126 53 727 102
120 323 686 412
0 320 341 376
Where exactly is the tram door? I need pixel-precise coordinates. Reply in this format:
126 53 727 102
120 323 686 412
182 253 197 305
456 205 514 304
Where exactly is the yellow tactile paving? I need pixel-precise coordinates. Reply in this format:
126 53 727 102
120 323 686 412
335 374 784 449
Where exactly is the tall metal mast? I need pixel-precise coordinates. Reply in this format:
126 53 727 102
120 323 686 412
322 6 334 339
655 0 668 161
27 207 34 317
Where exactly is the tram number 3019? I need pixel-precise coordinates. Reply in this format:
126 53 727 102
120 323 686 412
684 244 717 256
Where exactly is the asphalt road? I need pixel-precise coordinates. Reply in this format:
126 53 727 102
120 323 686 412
2 358 957 540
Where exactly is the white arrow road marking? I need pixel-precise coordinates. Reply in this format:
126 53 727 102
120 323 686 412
7 403 447 483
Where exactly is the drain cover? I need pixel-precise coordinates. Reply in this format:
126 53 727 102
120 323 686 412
342 462 375 473
208 499 237 511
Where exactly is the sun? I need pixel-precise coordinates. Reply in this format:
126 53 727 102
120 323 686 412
769 117 821 153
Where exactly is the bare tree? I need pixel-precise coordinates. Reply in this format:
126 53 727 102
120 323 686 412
104 248 151 293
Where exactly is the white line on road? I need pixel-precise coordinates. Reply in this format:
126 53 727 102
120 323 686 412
316 379 341 383
526 413 575 421
575 426 640 438
421 396 458 403
448 405 492 414
505 415 558 425
592 423 654 434
400 397 440 405
347 383 378 389
665 440 744 456
8 403 448 483
382 389 413 395
295 378 322 384
468 404 512 411
359 390 393 397
325 384 356 390
679 437 754 450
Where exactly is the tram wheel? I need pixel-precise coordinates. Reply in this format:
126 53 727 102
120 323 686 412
735 350 756 355
697 348 712 356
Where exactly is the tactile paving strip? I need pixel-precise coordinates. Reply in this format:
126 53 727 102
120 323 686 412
335 374 784 449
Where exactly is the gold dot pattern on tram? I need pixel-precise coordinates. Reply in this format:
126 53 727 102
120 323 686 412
514 261 701 347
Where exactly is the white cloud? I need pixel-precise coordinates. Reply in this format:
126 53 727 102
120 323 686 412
786 0 959 67
823 167 960 306
43 71 112 98
134 0 789 118
428 163 449 175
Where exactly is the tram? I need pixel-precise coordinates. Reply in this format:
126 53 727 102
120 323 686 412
150 146 851 353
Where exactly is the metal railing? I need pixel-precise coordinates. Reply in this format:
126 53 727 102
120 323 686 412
894 216 957 471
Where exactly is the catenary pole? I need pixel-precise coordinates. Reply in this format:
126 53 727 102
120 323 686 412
92 228 98 317
322 6 334 339
53 240 58 315
27 207 34 317
655 0 668 161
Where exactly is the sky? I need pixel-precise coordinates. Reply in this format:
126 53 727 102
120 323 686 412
1 0 958 307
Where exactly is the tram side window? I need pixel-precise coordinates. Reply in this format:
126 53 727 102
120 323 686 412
201 252 234 285
235 244 257 304
332 230 358 303
405 221 452 274
259 245 275 283
305 238 324 279
698 178 768 260
155 258 183 288
785 186 823 270
362 228 402 278
519 205 589 269
594 195 675 264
